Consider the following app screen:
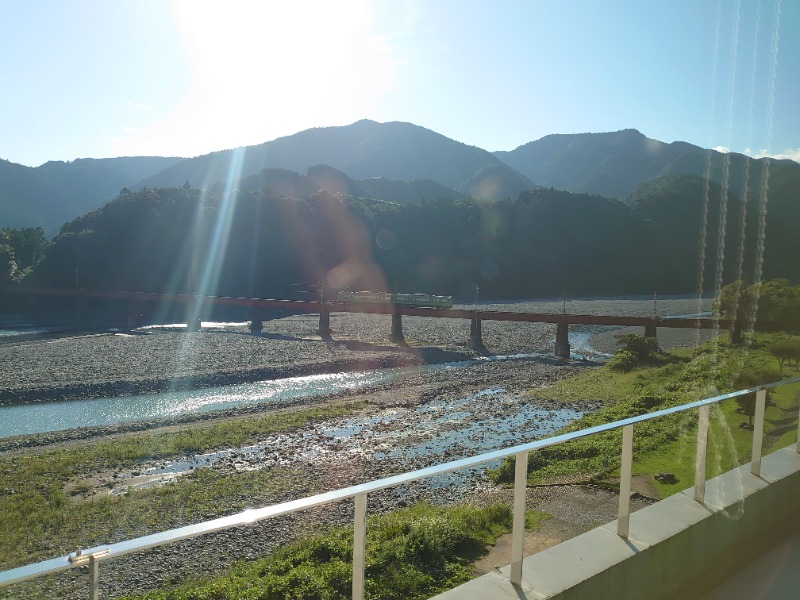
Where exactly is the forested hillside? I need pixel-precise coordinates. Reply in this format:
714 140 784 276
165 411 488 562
21 170 795 302
0 156 182 235
134 120 537 201
3 122 797 246
495 129 800 208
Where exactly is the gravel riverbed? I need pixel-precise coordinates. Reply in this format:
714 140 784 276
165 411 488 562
0 296 712 599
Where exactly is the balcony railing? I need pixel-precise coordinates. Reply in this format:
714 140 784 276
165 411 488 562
2 375 799 600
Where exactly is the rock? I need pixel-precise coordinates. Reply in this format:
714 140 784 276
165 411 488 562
654 472 678 484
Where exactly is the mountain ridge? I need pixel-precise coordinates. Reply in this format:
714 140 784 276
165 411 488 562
1 120 798 242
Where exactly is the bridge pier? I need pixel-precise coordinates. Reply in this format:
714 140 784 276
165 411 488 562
644 324 657 339
127 303 143 330
555 323 570 358
468 316 484 350
186 317 202 332
249 319 263 334
391 313 405 344
318 310 331 338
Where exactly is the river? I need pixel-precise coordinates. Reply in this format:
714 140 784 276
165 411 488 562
0 348 594 439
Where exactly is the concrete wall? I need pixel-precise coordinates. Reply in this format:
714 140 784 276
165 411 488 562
554 447 800 599
431 445 800 600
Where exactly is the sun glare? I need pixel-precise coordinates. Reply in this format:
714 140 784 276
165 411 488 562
111 0 395 158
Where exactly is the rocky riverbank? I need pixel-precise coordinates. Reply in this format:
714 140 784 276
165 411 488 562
0 296 713 599
0 295 713 405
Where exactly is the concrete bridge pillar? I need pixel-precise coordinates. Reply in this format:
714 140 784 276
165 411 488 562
468 316 484 350
127 303 143 330
250 319 263 334
391 313 405 344
318 310 331 337
186 317 202 332
644 324 657 339
555 322 570 358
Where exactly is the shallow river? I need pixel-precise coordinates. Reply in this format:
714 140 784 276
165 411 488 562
0 351 590 438
0 322 606 439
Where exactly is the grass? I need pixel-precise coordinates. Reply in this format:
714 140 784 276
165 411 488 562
525 509 553 531
491 333 800 495
0 401 365 569
120 503 514 600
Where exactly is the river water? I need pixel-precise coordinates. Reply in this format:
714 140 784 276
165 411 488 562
0 350 589 439
0 320 607 439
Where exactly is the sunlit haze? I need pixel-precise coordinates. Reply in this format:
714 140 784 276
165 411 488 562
1 0 797 166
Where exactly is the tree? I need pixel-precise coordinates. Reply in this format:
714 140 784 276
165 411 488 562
0 236 17 284
714 279 800 334
768 338 800 374
1 226 47 272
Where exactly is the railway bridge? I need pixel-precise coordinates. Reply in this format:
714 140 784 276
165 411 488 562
3 287 743 358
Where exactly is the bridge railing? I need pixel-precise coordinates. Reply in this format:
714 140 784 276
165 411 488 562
2 376 799 599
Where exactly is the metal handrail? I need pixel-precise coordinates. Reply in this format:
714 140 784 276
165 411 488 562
2 376 799 598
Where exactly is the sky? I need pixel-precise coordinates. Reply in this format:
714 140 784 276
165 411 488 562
0 0 798 167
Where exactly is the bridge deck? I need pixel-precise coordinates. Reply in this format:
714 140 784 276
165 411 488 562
3 287 738 330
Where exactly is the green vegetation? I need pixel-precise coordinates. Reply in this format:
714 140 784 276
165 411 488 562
0 226 46 284
0 402 364 569
607 333 660 372
491 333 800 497
14 173 798 309
714 279 800 332
768 337 800 374
121 503 512 600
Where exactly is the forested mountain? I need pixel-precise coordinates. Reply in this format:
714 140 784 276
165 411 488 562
495 129 800 204
625 174 796 291
134 120 537 201
240 165 464 205
24 171 797 304
3 121 797 247
0 156 182 235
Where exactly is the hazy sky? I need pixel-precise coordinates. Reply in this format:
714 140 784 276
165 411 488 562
1 0 797 167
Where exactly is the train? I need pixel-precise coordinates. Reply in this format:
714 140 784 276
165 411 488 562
336 290 453 309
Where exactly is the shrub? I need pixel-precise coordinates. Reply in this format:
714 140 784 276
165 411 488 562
608 350 639 372
614 333 659 361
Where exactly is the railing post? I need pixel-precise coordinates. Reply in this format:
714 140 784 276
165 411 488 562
510 450 529 585
694 404 710 502
617 424 634 538
88 555 99 600
352 493 368 600
796 395 800 453
751 389 767 476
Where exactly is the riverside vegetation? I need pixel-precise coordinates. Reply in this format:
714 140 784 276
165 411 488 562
491 331 800 498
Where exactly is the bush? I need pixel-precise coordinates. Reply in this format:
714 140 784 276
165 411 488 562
614 333 659 361
608 350 639 372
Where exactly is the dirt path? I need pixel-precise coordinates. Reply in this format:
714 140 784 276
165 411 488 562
473 485 655 576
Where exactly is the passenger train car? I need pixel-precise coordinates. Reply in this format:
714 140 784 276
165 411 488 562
337 290 453 309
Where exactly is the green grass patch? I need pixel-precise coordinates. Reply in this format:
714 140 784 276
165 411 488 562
0 401 364 569
493 334 800 494
120 503 513 600
525 509 552 531
0 465 312 569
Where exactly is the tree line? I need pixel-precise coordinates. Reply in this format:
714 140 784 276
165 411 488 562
2 173 797 316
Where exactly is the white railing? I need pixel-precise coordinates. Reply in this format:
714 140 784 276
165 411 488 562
2 376 799 599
